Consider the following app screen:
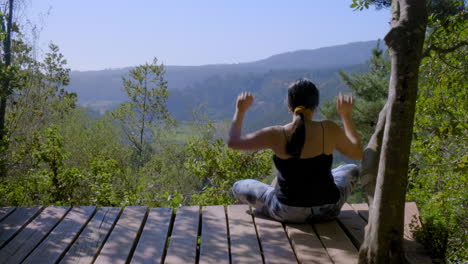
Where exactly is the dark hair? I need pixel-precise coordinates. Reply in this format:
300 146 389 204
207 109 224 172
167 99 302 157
286 79 319 158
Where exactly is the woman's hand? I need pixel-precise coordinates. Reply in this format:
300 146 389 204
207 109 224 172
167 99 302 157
336 92 354 118
236 92 254 113
335 93 362 160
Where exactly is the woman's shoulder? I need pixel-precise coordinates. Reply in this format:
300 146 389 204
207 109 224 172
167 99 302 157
254 125 288 139
267 123 293 134
262 125 288 133
318 120 342 138
319 120 340 130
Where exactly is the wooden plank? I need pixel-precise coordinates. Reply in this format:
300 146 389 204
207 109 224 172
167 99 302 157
0 207 15 222
350 202 424 241
0 206 70 264
254 215 297 264
286 224 333 264
164 206 200 264
346 202 432 263
314 220 358 264
199 205 229 264
23 206 96 264
227 205 263 264
60 207 121 264
94 206 147 264
404 202 422 240
0 206 42 248
403 202 432 264
130 207 173 264
285 223 332 264
337 203 367 247
349 203 369 222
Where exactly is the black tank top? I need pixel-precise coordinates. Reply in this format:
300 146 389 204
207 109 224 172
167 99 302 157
273 122 340 207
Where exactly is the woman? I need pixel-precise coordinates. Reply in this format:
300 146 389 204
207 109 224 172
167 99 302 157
228 79 363 223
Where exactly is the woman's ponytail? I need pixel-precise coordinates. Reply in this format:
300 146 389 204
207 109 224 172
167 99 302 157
285 79 319 158
286 113 306 158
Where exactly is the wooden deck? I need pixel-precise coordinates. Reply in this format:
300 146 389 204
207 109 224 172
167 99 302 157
0 203 431 264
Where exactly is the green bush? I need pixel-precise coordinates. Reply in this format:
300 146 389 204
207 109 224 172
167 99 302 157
408 17 467 262
185 135 273 206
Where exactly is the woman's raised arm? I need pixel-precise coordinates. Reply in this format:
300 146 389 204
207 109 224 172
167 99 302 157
333 93 363 160
227 92 277 151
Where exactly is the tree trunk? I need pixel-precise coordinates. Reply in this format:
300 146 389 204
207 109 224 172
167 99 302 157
361 103 387 215
0 0 14 177
358 0 428 263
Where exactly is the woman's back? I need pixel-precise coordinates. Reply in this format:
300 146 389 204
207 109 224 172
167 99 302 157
274 120 334 159
274 154 340 206
273 120 341 206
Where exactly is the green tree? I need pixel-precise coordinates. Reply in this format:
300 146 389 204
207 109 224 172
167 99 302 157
113 57 172 166
42 43 76 117
6 42 75 179
0 109 139 207
30 126 78 203
5 41 75 134
407 9 467 262
321 41 389 144
56 109 130 169
0 0 16 177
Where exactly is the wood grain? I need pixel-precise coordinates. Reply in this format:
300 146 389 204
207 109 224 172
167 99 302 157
130 207 173 264
314 220 358 264
60 207 121 264
349 203 369 221
404 202 422 240
0 202 433 264
285 223 332 264
199 206 230 264
94 206 147 264
337 203 367 247
23 206 96 264
0 206 42 248
227 205 263 264
0 207 15 222
164 206 200 264
254 215 297 264
0 206 70 264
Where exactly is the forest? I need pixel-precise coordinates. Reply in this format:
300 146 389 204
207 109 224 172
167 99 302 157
0 0 466 263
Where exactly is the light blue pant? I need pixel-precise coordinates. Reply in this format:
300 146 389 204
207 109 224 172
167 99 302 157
232 164 359 223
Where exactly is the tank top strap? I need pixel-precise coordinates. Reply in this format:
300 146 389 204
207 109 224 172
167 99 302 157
320 122 325 154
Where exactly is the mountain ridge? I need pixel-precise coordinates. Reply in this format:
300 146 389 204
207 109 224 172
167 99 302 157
68 40 381 120
70 39 379 72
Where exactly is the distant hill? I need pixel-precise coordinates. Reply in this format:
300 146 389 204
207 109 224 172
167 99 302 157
244 40 379 70
67 40 380 122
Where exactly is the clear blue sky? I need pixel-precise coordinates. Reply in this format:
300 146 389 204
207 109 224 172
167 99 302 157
22 0 390 71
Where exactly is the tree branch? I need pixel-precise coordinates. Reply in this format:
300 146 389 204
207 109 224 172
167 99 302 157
423 40 468 58
360 103 387 213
